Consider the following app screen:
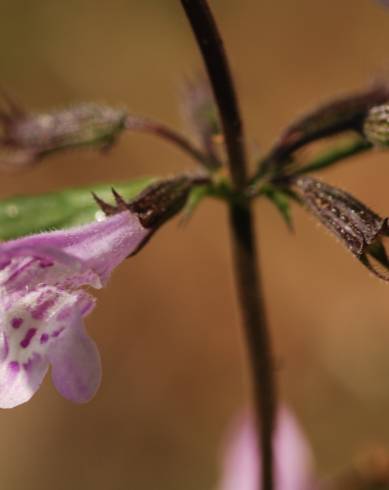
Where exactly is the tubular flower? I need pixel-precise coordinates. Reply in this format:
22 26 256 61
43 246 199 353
219 408 317 490
0 211 149 408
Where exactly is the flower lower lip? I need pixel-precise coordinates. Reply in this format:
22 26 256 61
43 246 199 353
0 210 150 407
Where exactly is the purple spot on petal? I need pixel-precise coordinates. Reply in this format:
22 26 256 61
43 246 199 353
11 318 23 329
56 307 73 322
23 353 40 371
40 333 49 344
39 259 54 268
20 328 37 348
31 296 57 320
51 327 65 338
5 258 37 284
23 359 32 371
9 361 20 373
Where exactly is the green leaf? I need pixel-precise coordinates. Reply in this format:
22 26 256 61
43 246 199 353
181 184 210 222
262 185 293 230
0 177 155 240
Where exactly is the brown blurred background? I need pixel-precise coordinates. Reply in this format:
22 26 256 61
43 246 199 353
1 0 389 488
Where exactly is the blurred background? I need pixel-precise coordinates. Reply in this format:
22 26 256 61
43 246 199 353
1 0 389 488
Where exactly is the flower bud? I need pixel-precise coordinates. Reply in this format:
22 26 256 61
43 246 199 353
294 176 389 281
363 104 389 146
0 101 127 168
94 173 209 232
265 84 389 166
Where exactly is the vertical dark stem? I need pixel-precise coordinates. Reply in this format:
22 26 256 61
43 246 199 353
229 204 275 490
179 2 276 490
180 0 247 190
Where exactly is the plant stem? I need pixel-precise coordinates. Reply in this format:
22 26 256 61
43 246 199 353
180 2 276 489
229 203 276 490
180 0 247 190
125 115 220 170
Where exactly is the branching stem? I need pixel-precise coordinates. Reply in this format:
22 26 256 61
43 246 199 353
125 115 220 170
180 2 276 489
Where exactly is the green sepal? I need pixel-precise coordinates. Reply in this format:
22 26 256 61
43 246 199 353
294 138 372 177
181 184 210 222
0 177 155 240
261 185 293 230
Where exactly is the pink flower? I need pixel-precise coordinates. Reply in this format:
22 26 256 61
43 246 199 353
0 211 149 408
219 408 317 490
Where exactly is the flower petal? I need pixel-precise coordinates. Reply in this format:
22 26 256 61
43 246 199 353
0 211 147 407
0 332 8 361
0 280 96 407
0 212 150 285
48 318 101 403
0 353 48 408
0 246 100 299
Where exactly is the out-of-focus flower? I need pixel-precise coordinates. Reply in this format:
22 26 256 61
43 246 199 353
219 408 316 490
0 211 150 408
0 99 127 169
180 75 221 165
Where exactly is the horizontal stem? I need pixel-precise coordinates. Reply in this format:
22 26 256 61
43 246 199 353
125 115 221 170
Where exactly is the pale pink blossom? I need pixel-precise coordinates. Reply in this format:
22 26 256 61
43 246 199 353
0 211 149 408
